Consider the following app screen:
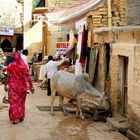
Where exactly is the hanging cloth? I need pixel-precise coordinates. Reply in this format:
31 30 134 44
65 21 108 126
75 32 82 76
79 25 88 65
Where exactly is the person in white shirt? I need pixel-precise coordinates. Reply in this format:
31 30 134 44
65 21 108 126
21 49 29 69
45 55 65 96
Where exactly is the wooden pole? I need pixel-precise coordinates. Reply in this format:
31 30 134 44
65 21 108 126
89 49 98 83
107 0 112 27
42 21 47 58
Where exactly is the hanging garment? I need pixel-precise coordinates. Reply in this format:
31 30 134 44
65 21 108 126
75 32 82 76
79 25 88 65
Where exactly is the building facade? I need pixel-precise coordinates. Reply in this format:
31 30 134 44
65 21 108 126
85 0 140 138
0 0 24 57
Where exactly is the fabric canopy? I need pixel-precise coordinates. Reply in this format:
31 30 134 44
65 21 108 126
46 0 104 25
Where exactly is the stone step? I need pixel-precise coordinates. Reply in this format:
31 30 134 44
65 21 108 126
126 130 140 140
107 117 140 140
106 117 129 134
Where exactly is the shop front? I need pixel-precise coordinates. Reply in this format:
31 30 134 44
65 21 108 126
0 26 14 64
0 26 24 65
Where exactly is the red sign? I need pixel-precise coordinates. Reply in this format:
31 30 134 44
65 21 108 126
56 42 69 55
56 42 69 49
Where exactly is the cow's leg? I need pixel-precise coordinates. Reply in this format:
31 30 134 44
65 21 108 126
76 99 84 119
51 89 56 116
75 100 80 118
76 107 79 118
59 96 67 116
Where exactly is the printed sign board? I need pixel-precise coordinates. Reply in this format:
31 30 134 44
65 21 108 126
56 42 69 55
0 26 14 36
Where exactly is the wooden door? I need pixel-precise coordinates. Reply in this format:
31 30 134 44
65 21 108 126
118 56 128 116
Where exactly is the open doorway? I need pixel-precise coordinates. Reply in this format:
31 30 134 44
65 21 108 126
16 35 23 51
1 39 12 52
118 56 128 116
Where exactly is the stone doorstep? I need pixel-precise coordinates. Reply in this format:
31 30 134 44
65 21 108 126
106 117 129 134
126 130 140 140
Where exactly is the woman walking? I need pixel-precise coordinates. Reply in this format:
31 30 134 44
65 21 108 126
3 52 33 124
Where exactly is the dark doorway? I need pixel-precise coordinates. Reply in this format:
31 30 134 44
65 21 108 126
104 43 110 79
16 35 23 51
118 56 128 116
1 39 12 52
37 0 45 7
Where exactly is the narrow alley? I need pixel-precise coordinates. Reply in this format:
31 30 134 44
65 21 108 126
0 82 129 140
0 0 140 140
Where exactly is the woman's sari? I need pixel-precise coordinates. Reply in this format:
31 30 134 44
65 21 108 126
4 52 33 122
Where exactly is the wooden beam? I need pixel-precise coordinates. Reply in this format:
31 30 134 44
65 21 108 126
33 7 48 14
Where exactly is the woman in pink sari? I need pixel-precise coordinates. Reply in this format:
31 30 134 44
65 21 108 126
3 52 33 124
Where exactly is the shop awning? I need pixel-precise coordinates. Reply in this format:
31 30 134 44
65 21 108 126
46 0 104 25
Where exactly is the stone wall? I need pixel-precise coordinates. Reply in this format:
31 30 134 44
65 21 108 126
112 0 126 26
86 0 127 27
109 54 120 115
110 31 140 136
0 4 15 27
128 45 140 135
94 27 140 136
126 0 140 25
0 1 23 33
111 42 134 112
89 6 108 27
86 0 140 29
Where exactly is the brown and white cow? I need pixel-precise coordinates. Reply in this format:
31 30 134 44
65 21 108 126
50 70 109 118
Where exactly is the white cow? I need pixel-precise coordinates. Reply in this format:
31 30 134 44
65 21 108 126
51 70 109 118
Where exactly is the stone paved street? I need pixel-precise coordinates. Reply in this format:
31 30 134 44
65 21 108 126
0 82 129 140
